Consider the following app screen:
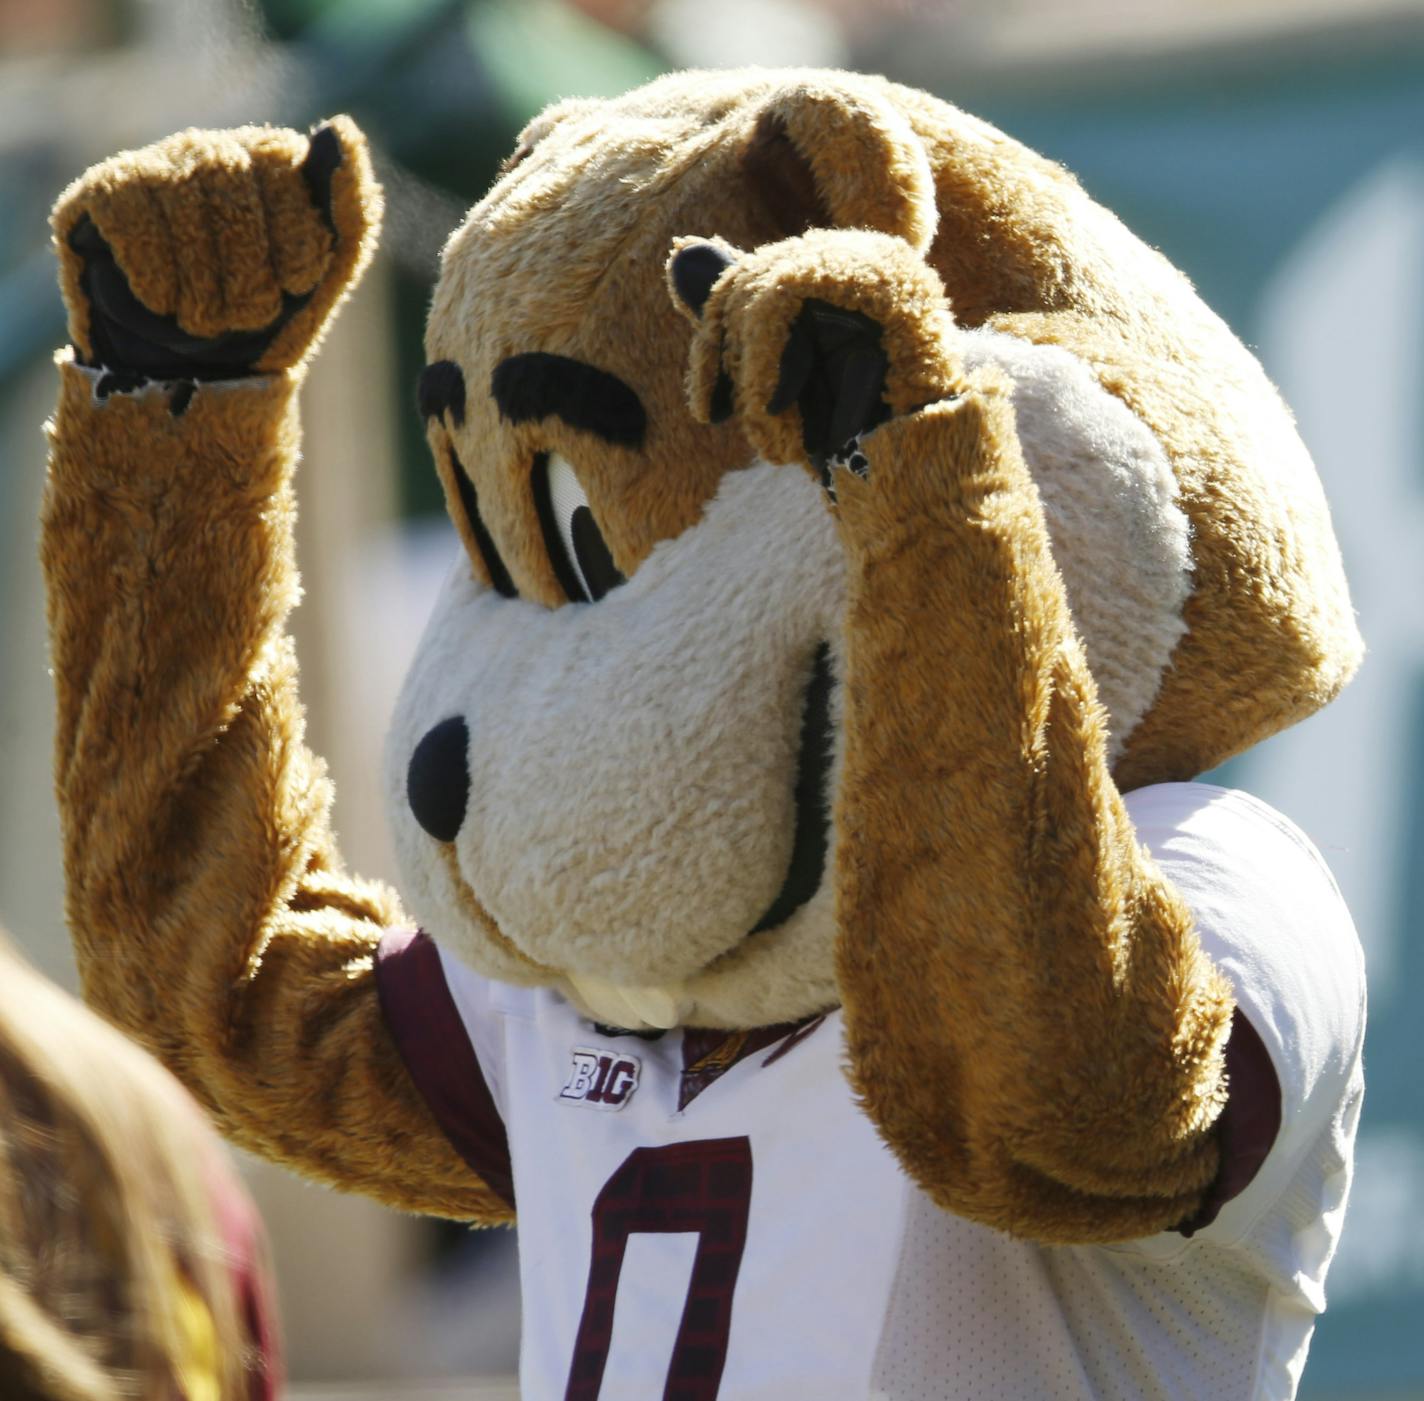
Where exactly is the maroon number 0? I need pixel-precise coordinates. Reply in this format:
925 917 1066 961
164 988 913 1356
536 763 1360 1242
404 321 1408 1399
563 1136 754 1401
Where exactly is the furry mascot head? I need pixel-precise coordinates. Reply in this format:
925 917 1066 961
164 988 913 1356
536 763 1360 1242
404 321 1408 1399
388 69 1359 1031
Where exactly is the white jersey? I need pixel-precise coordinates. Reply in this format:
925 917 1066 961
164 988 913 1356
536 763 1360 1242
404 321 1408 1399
378 783 1365 1399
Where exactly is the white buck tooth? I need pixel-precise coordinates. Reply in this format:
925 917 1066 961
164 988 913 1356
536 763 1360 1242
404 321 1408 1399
619 983 684 1030
568 974 684 1030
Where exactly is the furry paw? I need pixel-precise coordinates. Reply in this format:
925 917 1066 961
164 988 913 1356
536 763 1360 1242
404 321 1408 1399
51 117 381 380
666 228 964 490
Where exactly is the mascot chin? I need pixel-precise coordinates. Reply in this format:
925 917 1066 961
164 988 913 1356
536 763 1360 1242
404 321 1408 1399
42 69 1363 1400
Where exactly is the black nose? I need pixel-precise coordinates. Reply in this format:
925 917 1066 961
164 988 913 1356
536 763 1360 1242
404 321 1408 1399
407 716 470 843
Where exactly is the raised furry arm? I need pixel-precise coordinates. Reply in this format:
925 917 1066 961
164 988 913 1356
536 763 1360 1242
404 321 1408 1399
42 122 510 1223
43 361 508 1222
832 384 1232 1243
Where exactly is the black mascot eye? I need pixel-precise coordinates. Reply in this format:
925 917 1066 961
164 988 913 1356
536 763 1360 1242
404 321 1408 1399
531 453 626 603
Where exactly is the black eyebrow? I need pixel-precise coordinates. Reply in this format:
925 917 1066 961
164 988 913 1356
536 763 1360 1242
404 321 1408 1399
418 360 466 426
491 353 646 449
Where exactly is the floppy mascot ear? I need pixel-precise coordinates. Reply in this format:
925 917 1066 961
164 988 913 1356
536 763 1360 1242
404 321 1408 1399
669 80 943 401
738 82 939 254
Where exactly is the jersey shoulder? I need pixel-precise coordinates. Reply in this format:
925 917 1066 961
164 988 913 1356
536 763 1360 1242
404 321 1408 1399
1123 782 1365 1259
375 928 515 1206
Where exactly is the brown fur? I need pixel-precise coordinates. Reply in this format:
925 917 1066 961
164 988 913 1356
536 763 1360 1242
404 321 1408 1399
45 124 508 1223
42 73 1358 1243
831 398 1231 1241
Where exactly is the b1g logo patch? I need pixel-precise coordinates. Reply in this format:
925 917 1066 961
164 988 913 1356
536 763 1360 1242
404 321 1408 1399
561 1047 642 1110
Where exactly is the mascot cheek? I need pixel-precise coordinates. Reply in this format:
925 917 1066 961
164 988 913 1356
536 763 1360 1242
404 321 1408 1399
385 463 846 986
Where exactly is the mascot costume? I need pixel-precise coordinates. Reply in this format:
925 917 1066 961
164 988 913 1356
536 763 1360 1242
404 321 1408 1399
42 70 1364 1399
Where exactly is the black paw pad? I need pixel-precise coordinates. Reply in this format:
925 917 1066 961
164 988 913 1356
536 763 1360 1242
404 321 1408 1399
769 300 890 475
70 212 311 380
302 123 344 232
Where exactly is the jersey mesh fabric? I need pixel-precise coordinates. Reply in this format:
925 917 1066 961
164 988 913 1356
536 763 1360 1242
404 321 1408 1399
870 1196 1271 1401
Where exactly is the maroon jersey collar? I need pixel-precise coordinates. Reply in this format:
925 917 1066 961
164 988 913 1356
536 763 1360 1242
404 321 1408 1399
677 1016 827 1111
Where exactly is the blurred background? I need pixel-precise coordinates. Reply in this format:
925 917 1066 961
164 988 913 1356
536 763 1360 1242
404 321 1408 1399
1 0 1422 1396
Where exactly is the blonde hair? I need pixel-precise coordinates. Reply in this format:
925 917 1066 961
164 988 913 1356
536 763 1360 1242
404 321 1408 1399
0 935 270 1400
